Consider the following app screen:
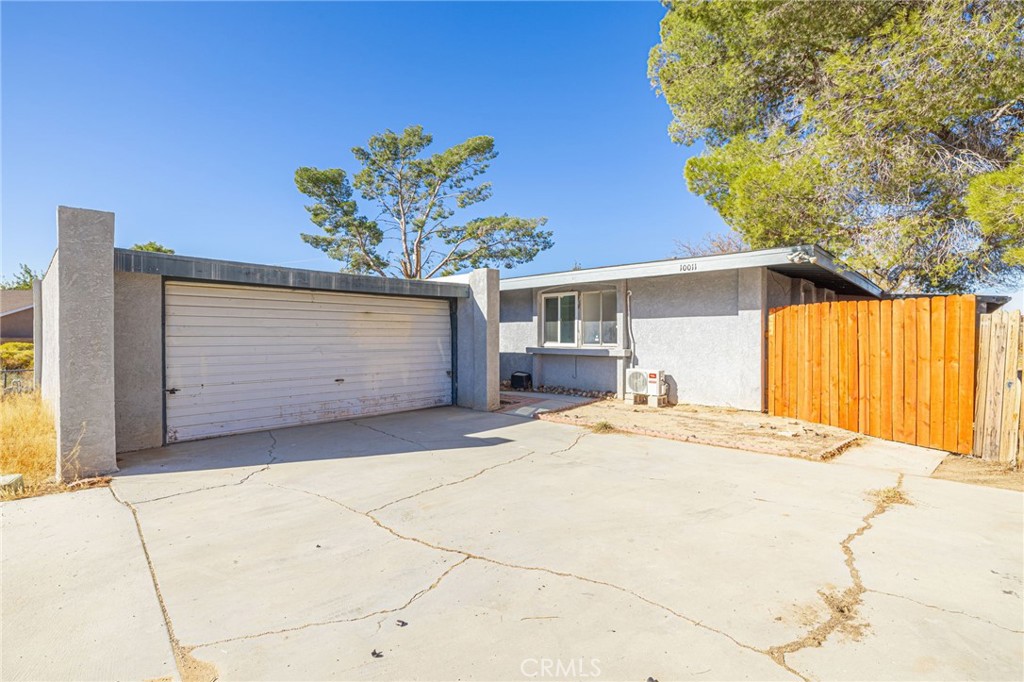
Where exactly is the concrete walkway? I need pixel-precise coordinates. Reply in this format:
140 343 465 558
497 390 596 418
2 407 1021 681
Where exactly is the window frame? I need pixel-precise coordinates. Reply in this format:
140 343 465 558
540 289 618 348
541 292 578 346
579 290 618 348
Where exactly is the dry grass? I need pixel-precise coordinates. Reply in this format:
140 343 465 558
1 391 57 487
589 420 618 434
0 391 109 500
869 486 912 507
932 454 1024 491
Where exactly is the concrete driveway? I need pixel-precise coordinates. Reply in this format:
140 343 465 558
2 407 1022 681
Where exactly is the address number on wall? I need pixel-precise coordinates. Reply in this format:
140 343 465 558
678 262 698 272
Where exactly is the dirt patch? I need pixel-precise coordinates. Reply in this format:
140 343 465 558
539 399 858 460
932 455 1024 492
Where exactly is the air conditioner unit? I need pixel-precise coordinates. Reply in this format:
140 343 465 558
625 369 668 407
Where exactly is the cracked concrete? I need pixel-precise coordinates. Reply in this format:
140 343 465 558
4 407 1022 681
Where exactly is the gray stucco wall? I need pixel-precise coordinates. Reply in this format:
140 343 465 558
628 269 766 410
40 252 60 413
537 355 617 392
498 289 535 382
455 268 500 412
40 208 118 479
114 272 164 453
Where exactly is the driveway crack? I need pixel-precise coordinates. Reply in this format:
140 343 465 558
865 588 1024 634
193 556 471 649
130 431 278 505
264 477 796 678
764 474 910 676
109 486 220 682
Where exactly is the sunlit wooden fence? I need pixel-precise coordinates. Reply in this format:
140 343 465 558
974 310 1023 466
767 296 977 454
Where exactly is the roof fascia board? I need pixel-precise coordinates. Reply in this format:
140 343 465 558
0 304 33 316
113 249 471 299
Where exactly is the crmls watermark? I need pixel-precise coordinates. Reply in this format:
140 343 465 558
520 658 601 678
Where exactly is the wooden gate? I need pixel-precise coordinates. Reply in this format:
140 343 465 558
767 296 977 454
973 310 1023 466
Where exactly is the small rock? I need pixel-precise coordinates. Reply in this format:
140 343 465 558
396 620 408 627
371 649 384 659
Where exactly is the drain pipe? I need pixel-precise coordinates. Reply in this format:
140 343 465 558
626 282 636 368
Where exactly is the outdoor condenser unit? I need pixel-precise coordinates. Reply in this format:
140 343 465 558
625 369 668 407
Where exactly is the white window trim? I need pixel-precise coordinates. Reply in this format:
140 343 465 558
579 290 617 348
541 292 578 346
541 290 618 349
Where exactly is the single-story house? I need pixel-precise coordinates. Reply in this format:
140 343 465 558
499 246 884 412
0 289 34 343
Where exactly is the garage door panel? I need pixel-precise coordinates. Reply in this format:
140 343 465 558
166 387 453 427
165 281 453 442
166 360 450 383
165 372 452 402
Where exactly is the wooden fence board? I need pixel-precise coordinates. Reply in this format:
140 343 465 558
999 317 1020 464
916 298 931 447
892 299 906 443
858 301 870 432
828 303 840 427
943 296 961 452
904 300 918 445
880 300 893 441
983 312 1008 460
838 303 850 430
957 296 976 454
974 315 993 456
811 304 822 423
847 302 860 430
868 301 882 438
930 296 946 449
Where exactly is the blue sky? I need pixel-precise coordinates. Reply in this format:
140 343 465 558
1 1 726 280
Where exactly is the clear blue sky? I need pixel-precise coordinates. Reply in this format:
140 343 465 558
1 1 726 280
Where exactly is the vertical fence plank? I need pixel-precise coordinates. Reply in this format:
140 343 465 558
904 300 918 444
933 296 946 446
957 296 976 455
943 296 962 452
788 305 799 418
880 300 893 441
768 311 777 415
892 299 906 443
821 303 830 425
867 301 882 437
974 314 993 456
917 296 933 446
810 304 822 423
857 301 870 432
837 302 850 430
999 316 1020 464
829 303 840 427
983 312 1008 460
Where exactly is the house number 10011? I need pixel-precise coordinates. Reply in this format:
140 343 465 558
678 262 697 272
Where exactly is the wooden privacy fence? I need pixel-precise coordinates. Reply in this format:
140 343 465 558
768 296 977 454
974 310 1023 466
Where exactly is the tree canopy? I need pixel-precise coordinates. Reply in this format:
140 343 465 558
296 126 553 279
130 241 175 254
650 0 1024 292
0 264 39 290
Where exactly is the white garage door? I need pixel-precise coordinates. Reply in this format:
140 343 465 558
164 281 452 442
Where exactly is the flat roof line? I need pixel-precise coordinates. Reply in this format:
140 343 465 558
114 249 471 299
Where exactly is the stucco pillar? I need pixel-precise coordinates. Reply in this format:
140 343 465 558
50 207 118 479
32 278 42 387
738 268 768 412
456 268 499 411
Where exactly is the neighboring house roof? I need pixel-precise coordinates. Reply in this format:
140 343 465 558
0 290 33 316
500 245 884 298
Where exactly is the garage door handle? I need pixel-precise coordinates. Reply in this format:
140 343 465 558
335 378 345 383
166 388 179 395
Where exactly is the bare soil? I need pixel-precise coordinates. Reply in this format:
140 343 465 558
539 399 859 460
932 455 1024 492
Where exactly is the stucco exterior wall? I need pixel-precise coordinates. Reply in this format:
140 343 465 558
628 269 765 410
40 252 60 411
455 268 500 412
498 289 535 381
537 355 617 392
114 272 164 453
